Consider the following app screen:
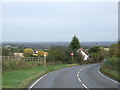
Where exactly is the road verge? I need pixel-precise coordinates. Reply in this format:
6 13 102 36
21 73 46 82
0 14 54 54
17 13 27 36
99 57 120 83
2 64 78 88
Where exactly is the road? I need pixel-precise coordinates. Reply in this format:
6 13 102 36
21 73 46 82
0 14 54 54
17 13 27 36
29 63 119 89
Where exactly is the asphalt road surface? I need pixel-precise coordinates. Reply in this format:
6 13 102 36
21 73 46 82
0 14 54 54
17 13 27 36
29 63 119 89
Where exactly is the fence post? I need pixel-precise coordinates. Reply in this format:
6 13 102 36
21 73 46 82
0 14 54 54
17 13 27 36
44 56 46 67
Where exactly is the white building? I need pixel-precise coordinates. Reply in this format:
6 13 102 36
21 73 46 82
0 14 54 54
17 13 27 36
14 53 24 57
78 48 89 61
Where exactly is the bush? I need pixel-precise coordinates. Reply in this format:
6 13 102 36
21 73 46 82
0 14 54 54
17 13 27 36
73 52 83 64
101 57 120 82
103 57 119 70
37 51 44 56
2 59 43 72
2 60 11 71
23 48 33 57
47 46 83 64
47 46 71 64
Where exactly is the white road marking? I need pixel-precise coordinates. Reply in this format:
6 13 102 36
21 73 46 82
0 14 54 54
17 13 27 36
82 84 89 90
28 74 47 90
29 66 76 89
77 65 91 90
78 77 81 82
98 66 120 84
29 65 80 89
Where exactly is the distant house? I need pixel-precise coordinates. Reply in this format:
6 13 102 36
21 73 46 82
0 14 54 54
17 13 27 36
14 53 24 57
104 48 110 52
78 48 89 61
34 50 39 54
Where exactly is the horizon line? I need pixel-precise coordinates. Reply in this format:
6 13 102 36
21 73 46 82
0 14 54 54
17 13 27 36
1 41 117 43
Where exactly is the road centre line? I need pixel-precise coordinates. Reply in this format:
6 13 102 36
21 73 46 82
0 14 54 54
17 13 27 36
82 84 89 90
77 65 91 90
78 77 81 82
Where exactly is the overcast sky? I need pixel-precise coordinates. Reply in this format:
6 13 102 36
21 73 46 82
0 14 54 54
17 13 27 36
2 2 118 42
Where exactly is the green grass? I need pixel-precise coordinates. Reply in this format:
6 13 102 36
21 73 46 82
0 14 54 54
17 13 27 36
101 57 120 82
2 64 78 88
100 68 120 82
0 75 2 89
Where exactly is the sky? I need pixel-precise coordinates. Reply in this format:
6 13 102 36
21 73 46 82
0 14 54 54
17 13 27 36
1 1 118 42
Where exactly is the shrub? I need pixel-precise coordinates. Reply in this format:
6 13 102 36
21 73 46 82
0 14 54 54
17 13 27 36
47 46 83 64
37 51 44 56
2 59 43 72
47 46 69 63
23 48 33 57
103 57 119 70
73 52 83 64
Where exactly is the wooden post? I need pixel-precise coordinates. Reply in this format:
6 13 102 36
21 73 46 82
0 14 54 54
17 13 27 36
44 56 46 67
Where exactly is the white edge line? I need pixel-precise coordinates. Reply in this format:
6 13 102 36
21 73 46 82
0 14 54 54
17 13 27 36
29 66 75 89
28 74 47 89
98 66 120 84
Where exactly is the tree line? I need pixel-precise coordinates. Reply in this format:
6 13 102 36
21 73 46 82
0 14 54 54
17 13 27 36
2 36 119 64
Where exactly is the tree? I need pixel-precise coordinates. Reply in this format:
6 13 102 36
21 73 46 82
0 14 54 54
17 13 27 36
47 46 72 64
110 43 118 57
69 35 80 51
2 48 14 56
23 48 33 57
88 46 101 61
97 49 109 61
37 51 44 56
89 46 109 61
88 46 100 53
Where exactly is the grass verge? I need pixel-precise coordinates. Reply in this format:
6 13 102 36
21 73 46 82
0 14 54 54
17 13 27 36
2 64 78 88
100 67 120 82
100 57 120 82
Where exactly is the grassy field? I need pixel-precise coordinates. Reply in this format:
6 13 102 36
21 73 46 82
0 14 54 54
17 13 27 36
100 57 120 82
2 64 78 88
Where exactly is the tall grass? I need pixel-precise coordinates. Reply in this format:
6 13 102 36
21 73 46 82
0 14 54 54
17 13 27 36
103 57 119 70
101 57 120 82
2 59 43 72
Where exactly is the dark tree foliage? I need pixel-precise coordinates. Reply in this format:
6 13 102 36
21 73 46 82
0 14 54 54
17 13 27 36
47 46 83 64
47 46 72 64
2 47 23 56
88 46 100 53
110 43 119 57
69 35 80 51
2 48 15 56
